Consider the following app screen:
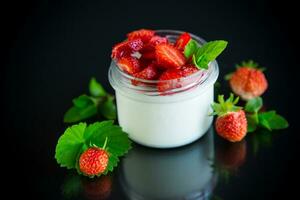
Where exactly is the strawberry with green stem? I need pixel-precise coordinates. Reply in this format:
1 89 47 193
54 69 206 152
79 137 109 176
211 94 247 142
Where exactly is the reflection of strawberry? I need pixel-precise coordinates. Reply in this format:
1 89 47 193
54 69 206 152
175 32 191 51
79 147 109 176
228 60 268 100
212 94 247 142
82 175 112 200
117 56 141 74
155 43 186 69
111 39 143 59
127 29 155 43
216 140 247 170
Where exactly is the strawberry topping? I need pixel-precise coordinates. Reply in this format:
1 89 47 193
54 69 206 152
155 43 186 69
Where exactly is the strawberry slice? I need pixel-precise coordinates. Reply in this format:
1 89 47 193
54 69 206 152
148 36 168 48
117 57 141 74
141 51 156 60
155 43 186 69
175 32 191 51
180 64 199 76
132 64 160 85
127 29 155 43
157 69 183 92
111 39 143 59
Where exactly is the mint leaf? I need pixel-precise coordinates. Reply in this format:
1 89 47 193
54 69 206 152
258 111 276 130
73 95 94 108
89 77 106 97
246 114 258 132
258 111 288 130
193 40 228 69
64 105 97 123
55 123 87 169
184 39 199 58
55 121 132 177
99 96 117 120
268 114 289 129
245 97 263 113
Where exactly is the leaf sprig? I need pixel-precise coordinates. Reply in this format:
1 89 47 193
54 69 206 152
55 121 132 177
245 97 289 132
184 39 228 69
64 78 116 123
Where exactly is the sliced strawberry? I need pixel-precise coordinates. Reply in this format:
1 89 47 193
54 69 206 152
148 36 168 48
175 32 191 51
180 64 199 77
157 69 183 92
132 64 160 85
155 44 186 69
111 39 143 59
141 51 156 60
127 29 155 43
117 57 141 74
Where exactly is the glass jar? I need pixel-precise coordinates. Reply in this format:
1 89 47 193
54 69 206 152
109 30 219 148
119 128 216 199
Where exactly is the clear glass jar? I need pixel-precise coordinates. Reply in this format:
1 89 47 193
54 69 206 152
109 30 219 148
119 129 216 199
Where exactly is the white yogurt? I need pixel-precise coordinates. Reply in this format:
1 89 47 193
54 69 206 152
109 30 219 148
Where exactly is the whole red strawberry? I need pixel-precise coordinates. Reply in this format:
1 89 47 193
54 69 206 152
228 60 268 100
212 94 247 142
79 147 109 176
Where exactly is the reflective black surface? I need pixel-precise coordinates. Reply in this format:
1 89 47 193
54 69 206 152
4 0 298 199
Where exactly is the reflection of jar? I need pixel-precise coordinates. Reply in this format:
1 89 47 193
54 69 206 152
109 30 219 148
119 128 217 199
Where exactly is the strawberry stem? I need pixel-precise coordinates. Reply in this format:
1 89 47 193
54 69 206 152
102 137 108 150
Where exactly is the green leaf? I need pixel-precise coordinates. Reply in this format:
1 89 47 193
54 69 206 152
72 95 94 108
258 111 276 130
246 114 258 132
89 77 106 97
258 111 288 130
99 96 117 120
84 120 114 141
55 121 132 177
183 39 199 58
64 105 98 123
88 122 132 174
193 40 228 69
245 97 263 113
55 123 87 169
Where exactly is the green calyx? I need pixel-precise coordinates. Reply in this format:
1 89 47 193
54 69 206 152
211 93 242 116
236 60 266 71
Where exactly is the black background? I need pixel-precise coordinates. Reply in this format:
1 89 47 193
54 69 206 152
3 0 299 199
